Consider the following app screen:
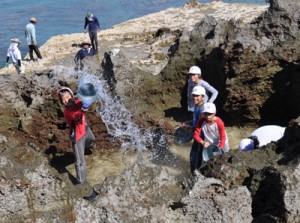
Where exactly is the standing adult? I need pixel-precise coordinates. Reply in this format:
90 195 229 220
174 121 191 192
187 66 218 112
6 38 25 74
25 17 42 61
239 125 286 151
84 12 101 53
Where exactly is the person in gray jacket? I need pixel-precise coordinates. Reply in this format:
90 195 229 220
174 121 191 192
25 17 42 61
187 66 218 112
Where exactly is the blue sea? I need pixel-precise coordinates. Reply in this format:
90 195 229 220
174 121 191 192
0 0 267 68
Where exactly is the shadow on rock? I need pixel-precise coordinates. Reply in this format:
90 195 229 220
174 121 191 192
276 117 300 165
45 145 78 184
246 167 286 222
164 107 191 123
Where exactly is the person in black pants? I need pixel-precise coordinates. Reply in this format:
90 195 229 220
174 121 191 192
83 12 101 53
25 17 42 61
28 45 42 61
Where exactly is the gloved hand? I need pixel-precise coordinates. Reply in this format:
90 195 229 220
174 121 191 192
5 63 9 68
82 101 91 111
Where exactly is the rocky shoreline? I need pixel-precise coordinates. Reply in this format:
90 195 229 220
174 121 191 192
0 0 300 222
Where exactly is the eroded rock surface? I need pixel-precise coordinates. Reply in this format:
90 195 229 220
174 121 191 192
0 0 299 222
72 163 252 223
199 116 300 222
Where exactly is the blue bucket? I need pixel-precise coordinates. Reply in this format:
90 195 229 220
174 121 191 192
174 125 194 144
77 77 99 103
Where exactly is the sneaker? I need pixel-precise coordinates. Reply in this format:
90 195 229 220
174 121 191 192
83 190 99 201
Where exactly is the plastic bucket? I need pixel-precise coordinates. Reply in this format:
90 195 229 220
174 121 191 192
174 125 194 144
77 76 99 103
202 144 222 161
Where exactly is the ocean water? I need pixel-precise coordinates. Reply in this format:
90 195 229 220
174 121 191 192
0 0 267 68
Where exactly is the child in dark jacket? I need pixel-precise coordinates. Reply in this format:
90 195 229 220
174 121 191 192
74 41 95 70
58 86 95 184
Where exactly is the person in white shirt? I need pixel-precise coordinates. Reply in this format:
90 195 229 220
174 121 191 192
239 125 286 151
6 38 25 74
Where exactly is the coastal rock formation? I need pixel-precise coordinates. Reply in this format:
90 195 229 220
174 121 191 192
0 0 299 222
148 0 300 126
200 116 300 222
73 164 253 223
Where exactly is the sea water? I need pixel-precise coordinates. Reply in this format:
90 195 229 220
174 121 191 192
0 0 267 68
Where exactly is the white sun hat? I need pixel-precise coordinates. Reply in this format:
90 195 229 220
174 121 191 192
203 102 216 113
188 66 201 75
192 86 206 96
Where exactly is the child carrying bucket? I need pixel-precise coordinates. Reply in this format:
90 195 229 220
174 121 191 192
192 102 230 175
57 77 99 184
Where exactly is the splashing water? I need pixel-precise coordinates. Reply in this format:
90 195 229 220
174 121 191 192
77 73 154 156
55 67 169 164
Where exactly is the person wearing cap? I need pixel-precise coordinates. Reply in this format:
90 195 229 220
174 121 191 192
187 66 218 112
181 86 207 175
74 41 95 70
83 12 101 52
183 86 206 127
5 38 25 74
58 86 95 184
193 102 230 174
239 125 286 152
25 17 42 61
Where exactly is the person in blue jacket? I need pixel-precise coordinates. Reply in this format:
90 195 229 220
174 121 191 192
84 12 101 52
74 41 95 70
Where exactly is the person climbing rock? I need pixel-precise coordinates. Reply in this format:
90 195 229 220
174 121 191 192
25 17 43 61
193 102 230 175
58 86 95 184
239 125 286 151
74 41 95 70
187 66 218 112
84 12 101 52
6 38 25 74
